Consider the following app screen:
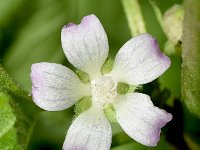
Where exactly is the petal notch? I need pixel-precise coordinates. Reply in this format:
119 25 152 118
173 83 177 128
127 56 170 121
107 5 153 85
61 14 109 79
110 33 171 85
114 93 172 146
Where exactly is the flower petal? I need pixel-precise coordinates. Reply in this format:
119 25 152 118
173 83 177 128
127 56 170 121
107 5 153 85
31 62 89 111
114 93 172 147
109 33 171 85
61 14 109 79
63 106 112 150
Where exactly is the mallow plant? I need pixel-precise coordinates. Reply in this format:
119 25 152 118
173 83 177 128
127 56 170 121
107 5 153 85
30 14 172 150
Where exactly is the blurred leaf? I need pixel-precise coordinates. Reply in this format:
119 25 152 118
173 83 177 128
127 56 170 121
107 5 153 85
183 106 200 148
0 0 25 26
159 55 181 99
184 134 200 150
150 0 183 14
28 109 74 150
2 0 78 91
0 0 36 58
149 0 163 27
111 136 175 150
0 65 40 149
181 0 200 117
111 132 132 147
121 0 147 36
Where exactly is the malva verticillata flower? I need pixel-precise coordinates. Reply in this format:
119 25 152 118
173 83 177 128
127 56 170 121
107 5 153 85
31 14 172 150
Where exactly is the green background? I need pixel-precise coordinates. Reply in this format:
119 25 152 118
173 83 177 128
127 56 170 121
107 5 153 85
0 0 200 150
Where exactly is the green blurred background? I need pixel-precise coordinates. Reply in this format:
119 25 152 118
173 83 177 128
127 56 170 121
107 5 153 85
1 0 200 150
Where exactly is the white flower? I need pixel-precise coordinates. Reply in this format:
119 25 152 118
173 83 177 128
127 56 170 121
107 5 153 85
31 14 172 150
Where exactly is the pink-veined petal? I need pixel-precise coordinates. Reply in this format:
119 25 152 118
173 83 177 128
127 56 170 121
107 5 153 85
31 62 89 111
109 33 171 85
61 14 109 79
63 106 112 150
114 93 172 147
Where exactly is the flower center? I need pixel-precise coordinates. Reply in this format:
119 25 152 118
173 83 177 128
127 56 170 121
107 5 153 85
91 76 117 108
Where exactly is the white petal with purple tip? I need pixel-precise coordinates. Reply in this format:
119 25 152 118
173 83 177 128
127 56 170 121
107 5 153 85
31 63 90 111
61 14 109 79
63 106 112 150
114 93 172 147
109 33 171 85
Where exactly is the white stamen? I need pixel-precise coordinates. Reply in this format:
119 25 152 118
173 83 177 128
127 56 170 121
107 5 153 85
91 76 117 108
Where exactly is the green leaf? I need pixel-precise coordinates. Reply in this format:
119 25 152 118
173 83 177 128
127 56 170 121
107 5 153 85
181 0 200 117
2 0 79 91
183 106 200 147
0 92 16 140
111 134 175 150
0 128 21 150
0 65 40 149
0 0 25 27
28 110 74 149
121 0 147 36
149 0 163 27
149 0 183 14
159 55 181 99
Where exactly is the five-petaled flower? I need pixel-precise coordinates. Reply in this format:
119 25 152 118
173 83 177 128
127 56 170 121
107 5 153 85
31 14 172 150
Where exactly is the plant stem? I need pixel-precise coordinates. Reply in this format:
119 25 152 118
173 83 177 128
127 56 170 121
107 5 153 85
121 0 147 36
